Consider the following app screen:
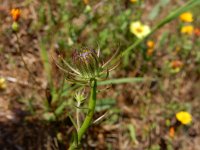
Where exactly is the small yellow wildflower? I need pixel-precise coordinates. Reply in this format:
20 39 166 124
179 12 193 23
130 21 151 39
181 25 194 35
0 77 7 90
130 0 138 3
10 8 21 21
176 111 192 125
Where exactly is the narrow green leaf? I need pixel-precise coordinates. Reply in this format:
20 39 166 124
40 41 52 87
128 124 137 142
69 115 78 130
54 101 68 116
96 98 116 112
160 0 170 6
97 77 145 86
148 4 161 20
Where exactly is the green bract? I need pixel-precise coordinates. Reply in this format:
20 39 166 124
55 48 120 84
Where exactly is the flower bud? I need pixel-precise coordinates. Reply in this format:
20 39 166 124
54 47 120 84
73 49 100 79
12 22 19 32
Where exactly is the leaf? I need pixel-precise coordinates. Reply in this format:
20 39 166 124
127 124 137 143
43 112 56 122
95 98 116 112
69 115 78 130
160 0 170 6
40 42 52 86
148 4 161 20
97 77 145 86
54 101 68 116
158 31 169 48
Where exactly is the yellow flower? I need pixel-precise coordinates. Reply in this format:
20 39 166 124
0 77 7 90
10 8 21 21
130 0 138 3
130 21 151 39
181 25 194 35
176 111 192 125
179 12 193 23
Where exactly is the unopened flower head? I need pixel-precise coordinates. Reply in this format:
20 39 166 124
147 48 154 56
179 12 193 23
146 40 155 56
176 111 192 125
55 47 120 84
130 21 150 39
10 8 21 21
171 60 183 69
147 40 155 49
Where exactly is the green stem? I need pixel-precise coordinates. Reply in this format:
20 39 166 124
69 79 97 150
78 79 97 142
76 101 81 130
15 33 36 83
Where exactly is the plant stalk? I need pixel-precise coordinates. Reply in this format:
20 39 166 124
15 33 36 83
78 79 97 142
76 101 81 130
69 79 97 150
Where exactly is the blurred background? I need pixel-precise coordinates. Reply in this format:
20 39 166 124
0 0 200 149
